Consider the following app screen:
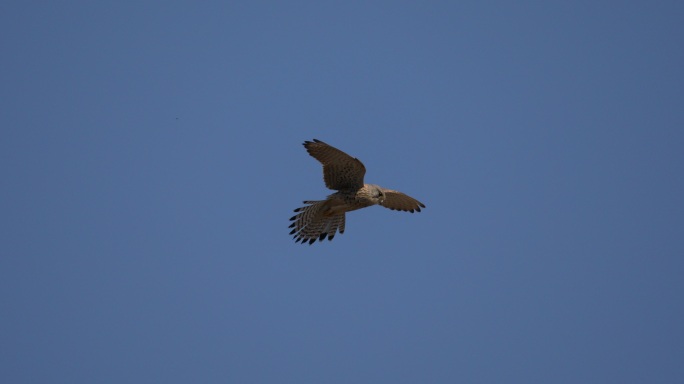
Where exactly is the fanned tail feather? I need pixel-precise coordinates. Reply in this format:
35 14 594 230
289 200 345 244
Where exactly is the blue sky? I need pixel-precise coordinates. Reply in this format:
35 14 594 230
2 1 683 383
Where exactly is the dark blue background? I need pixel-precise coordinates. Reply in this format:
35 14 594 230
2 1 683 382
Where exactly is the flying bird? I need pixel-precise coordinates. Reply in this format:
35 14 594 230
289 139 426 244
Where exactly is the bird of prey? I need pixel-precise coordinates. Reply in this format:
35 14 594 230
289 139 425 244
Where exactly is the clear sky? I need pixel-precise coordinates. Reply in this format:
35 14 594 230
2 1 683 383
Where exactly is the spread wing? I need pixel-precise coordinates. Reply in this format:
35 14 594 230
379 189 426 213
304 139 366 190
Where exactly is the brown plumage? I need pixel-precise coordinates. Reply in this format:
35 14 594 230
289 139 425 244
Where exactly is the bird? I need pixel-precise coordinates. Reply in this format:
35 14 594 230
289 139 425 244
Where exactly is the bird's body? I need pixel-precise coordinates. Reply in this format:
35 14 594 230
290 139 425 244
323 184 384 215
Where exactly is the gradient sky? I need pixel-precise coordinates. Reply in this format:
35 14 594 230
2 1 683 383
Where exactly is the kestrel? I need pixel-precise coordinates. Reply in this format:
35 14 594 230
289 139 426 244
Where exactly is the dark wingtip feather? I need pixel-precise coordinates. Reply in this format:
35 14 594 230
293 208 302 212
319 233 326 241
294 237 301 243
289 228 297 235
328 234 334 241
289 215 297 221
308 238 316 245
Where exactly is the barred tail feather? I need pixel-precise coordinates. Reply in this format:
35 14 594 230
289 200 345 244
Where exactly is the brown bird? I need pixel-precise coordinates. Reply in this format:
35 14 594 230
289 139 426 244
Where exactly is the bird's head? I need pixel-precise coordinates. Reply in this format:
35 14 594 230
369 184 385 204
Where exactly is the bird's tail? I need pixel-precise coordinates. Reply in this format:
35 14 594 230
289 200 346 244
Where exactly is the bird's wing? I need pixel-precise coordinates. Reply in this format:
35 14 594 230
304 139 366 190
379 189 426 213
